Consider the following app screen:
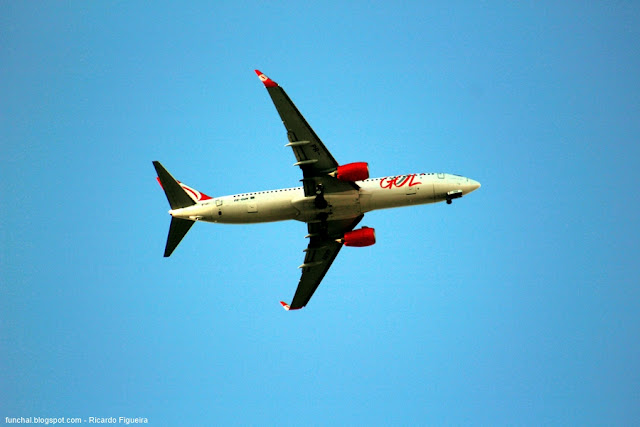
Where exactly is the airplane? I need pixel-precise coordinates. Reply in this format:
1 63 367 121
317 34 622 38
153 70 481 311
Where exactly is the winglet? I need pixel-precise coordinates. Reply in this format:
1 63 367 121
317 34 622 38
255 70 278 88
280 301 301 311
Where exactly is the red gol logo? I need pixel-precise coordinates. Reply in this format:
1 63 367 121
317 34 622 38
379 174 422 189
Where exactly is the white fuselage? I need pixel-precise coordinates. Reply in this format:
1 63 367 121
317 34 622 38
170 173 481 225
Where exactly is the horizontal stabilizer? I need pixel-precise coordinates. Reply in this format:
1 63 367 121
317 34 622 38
153 161 196 210
164 217 195 257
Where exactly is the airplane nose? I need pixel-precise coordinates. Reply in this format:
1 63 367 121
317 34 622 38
464 179 481 195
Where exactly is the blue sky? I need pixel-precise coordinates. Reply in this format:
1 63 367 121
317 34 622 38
2 2 639 425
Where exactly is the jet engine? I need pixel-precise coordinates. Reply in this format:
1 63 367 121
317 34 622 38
330 162 369 182
339 227 376 247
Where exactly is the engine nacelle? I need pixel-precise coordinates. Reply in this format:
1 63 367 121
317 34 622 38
342 227 376 247
331 162 369 182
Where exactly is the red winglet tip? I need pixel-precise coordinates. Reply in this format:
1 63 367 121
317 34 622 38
280 301 302 311
255 70 278 88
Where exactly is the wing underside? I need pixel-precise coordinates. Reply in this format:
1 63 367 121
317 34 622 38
283 215 364 310
255 70 357 197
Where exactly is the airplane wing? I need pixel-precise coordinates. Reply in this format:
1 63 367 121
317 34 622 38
255 70 365 310
281 215 364 310
255 70 358 196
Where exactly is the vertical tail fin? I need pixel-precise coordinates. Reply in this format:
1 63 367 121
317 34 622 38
152 161 197 257
153 161 196 210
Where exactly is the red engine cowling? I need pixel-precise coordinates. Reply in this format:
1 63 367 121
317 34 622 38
334 162 369 182
343 227 376 247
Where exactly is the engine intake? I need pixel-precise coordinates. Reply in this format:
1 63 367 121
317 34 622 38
330 162 369 182
340 227 376 247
